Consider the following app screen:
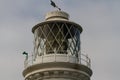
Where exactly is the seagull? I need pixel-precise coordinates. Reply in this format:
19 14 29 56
22 51 28 60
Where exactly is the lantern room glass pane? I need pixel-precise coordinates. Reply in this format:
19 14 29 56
34 22 80 57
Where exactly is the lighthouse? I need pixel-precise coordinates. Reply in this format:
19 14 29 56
22 7 92 80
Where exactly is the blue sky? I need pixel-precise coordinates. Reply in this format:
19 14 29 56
0 0 120 80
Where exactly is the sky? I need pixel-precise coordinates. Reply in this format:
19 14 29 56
0 0 120 80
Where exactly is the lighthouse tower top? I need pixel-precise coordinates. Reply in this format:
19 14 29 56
22 1 93 80
45 11 69 21
23 10 92 80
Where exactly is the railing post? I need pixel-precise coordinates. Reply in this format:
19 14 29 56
42 55 43 63
32 54 33 65
54 49 56 62
89 59 91 68
79 51 81 64
24 58 28 68
67 54 69 62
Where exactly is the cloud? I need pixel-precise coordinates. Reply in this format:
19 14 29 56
0 0 120 80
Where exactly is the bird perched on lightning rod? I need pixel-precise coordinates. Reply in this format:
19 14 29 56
50 0 61 10
22 51 28 60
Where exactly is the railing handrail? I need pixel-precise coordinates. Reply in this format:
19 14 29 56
24 52 91 69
